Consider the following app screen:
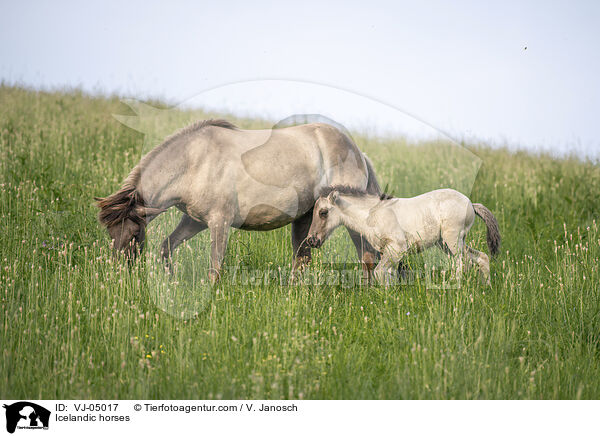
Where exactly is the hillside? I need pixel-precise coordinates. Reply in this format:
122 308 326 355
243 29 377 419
1 85 599 399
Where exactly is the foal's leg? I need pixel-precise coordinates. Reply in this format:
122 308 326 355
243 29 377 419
440 228 466 282
291 208 313 279
373 253 396 286
208 219 232 285
160 214 207 266
347 229 377 283
465 245 491 285
374 242 407 286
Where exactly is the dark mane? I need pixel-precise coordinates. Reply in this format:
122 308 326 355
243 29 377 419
176 118 238 134
319 185 395 201
97 119 237 228
95 185 145 228
319 185 369 198
159 118 238 149
111 118 239 196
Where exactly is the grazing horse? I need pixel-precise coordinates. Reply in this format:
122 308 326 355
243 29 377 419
95 119 383 282
306 186 501 284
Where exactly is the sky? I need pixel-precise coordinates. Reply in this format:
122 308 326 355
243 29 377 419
1 0 599 157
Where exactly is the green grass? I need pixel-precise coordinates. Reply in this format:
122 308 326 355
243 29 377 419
1 85 599 399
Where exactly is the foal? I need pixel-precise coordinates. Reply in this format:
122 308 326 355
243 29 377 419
306 186 501 285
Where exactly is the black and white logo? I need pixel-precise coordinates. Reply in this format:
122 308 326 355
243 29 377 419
3 402 50 434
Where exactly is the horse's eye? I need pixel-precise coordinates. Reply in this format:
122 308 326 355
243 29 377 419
319 209 329 219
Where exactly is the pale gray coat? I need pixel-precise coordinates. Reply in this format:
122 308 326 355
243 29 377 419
96 120 382 282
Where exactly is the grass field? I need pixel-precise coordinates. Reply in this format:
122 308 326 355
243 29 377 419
1 85 599 399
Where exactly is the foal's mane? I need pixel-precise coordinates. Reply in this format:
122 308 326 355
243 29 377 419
319 185 368 198
319 185 394 201
96 119 238 228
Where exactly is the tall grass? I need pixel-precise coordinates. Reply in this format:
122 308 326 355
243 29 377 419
1 85 599 399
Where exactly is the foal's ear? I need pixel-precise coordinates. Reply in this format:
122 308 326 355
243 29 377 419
327 191 339 204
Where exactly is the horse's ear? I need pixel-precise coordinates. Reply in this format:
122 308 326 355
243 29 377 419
145 207 167 217
328 191 339 204
135 205 166 220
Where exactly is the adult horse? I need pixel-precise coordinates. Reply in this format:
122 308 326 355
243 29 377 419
96 119 383 283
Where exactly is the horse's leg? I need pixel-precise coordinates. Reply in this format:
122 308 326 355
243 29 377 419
440 228 466 282
374 242 406 286
291 208 313 280
160 215 207 266
208 219 231 285
373 253 388 285
465 245 491 285
373 253 397 287
397 258 409 282
347 229 377 284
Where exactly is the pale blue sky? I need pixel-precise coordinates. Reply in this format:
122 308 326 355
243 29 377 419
1 0 599 157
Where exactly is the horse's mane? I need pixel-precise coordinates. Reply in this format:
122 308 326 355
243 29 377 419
96 119 237 228
160 119 238 150
96 185 145 228
319 185 394 201
319 185 368 198
130 118 237 186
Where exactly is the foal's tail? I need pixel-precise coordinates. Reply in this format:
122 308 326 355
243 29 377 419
473 203 501 257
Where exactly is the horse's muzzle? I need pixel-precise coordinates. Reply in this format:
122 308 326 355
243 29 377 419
307 235 322 248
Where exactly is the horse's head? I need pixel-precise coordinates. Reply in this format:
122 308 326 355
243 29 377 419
105 217 146 259
95 187 163 260
307 189 344 249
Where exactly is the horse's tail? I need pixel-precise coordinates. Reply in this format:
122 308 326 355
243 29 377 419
363 153 383 195
473 203 501 257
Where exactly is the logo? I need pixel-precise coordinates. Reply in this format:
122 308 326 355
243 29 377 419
2 402 50 434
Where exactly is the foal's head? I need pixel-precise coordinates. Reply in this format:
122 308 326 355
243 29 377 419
307 188 350 249
95 187 163 259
